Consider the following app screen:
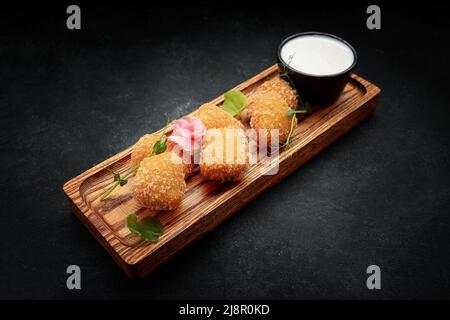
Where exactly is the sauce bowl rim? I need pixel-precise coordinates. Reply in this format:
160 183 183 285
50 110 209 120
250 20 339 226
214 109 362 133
277 31 358 78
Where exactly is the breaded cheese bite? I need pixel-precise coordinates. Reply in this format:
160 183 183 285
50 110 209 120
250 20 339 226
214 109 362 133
200 128 249 182
131 133 164 167
131 132 196 179
249 93 296 146
192 103 244 130
248 76 298 115
133 152 186 210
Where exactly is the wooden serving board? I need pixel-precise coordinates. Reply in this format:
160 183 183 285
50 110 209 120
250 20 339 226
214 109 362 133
63 64 380 279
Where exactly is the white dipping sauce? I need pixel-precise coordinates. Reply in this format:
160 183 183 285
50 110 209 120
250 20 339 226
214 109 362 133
280 35 355 76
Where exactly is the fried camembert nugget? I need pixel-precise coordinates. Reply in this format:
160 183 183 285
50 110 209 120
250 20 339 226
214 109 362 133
133 152 186 210
192 103 244 130
249 94 296 146
200 128 249 182
131 133 163 167
247 76 298 116
131 132 196 179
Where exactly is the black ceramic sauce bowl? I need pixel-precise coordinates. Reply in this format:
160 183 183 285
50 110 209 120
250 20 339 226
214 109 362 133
277 32 358 106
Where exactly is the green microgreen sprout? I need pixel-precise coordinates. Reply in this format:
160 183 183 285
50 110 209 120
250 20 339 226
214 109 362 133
279 53 312 149
279 54 298 96
99 118 172 201
283 105 310 149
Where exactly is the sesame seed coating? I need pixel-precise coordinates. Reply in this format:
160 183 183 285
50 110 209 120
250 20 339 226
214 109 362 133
132 152 186 210
131 132 175 167
200 128 249 182
192 103 244 130
247 76 298 115
249 94 296 145
130 133 161 166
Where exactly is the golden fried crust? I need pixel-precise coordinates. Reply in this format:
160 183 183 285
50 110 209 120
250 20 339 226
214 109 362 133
200 128 249 182
132 152 186 210
192 103 244 130
171 147 197 179
249 94 296 146
247 76 298 116
183 162 195 179
131 133 160 167
131 133 176 167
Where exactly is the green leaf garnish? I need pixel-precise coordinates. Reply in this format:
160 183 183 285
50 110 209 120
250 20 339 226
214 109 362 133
286 107 309 117
220 90 247 117
149 118 171 157
100 117 173 201
283 106 310 149
152 138 167 155
125 214 164 243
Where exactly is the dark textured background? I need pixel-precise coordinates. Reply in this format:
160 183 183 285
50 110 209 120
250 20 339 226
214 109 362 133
1 2 449 299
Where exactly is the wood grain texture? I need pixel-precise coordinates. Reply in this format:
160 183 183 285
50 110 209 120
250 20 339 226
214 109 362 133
63 64 380 279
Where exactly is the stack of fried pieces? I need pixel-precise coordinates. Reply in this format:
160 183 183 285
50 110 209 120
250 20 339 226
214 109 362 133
129 76 298 211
